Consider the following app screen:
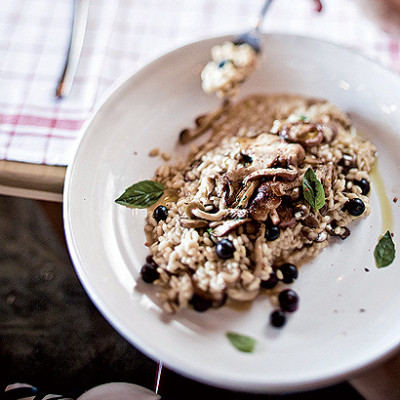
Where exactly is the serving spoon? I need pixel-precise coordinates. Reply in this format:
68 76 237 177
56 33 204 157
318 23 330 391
233 0 274 52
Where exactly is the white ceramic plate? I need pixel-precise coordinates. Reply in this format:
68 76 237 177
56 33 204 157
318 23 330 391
64 34 400 393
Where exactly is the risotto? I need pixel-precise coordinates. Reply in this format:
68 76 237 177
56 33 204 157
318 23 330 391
201 41 258 98
141 93 376 314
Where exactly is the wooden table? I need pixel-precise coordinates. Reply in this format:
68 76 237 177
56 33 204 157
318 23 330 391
2 160 400 399
0 160 65 203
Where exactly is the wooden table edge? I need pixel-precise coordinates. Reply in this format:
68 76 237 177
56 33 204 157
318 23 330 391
0 160 66 203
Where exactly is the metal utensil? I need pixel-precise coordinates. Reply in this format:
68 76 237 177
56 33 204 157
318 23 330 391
55 0 90 99
233 0 273 52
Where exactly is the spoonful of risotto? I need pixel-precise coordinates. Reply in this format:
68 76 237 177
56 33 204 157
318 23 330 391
200 0 273 98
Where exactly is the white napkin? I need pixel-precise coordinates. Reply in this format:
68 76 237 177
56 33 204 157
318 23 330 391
0 0 398 166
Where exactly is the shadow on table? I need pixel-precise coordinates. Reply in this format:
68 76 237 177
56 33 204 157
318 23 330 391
0 195 364 400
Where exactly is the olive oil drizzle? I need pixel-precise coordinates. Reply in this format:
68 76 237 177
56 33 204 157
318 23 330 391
370 160 394 235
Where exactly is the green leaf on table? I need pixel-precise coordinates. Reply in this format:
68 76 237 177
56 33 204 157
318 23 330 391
115 180 165 209
302 167 326 211
226 331 256 353
374 231 396 268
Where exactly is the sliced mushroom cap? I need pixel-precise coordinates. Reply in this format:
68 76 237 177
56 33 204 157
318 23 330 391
230 180 258 209
294 203 310 220
269 209 280 226
248 182 282 221
276 203 297 229
279 121 323 147
185 201 205 219
181 219 209 229
244 167 298 183
315 231 328 243
211 218 251 237
192 208 230 221
228 208 249 219
303 214 319 229
326 223 350 240
321 121 338 143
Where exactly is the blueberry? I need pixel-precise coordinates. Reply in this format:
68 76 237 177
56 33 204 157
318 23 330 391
354 178 370 195
270 309 286 328
216 239 235 259
153 205 168 222
277 263 298 284
278 289 299 312
146 255 155 264
260 271 278 289
190 294 212 312
140 263 159 283
218 60 228 68
265 222 280 241
345 198 365 216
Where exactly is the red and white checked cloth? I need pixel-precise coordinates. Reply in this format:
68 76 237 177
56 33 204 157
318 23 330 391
0 0 399 165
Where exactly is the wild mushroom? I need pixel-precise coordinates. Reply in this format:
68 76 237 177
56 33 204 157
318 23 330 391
248 182 282 221
211 218 251 237
179 102 229 144
228 209 249 219
269 209 280 226
321 121 338 143
244 167 298 183
276 203 297 229
293 204 310 220
230 180 258 209
303 214 320 229
181 219 209 229
185 201 206 219
279 121 324 147
315 231 328 243
191 207 230 221
326 223 350 240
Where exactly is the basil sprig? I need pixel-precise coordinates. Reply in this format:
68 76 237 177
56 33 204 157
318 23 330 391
302 167 326 211
374 231 396 268
115 180 165 208
226 331 256 353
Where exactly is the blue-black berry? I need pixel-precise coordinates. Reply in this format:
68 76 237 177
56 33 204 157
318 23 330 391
190 294 212 312
216 239 235 259
277 263 298 284
140 263 159 283
265 222 280 241
153 205 168 222
260 271 278 289
278 289 299 312
270 309 286 328
354 178 370 195
345 198 365 216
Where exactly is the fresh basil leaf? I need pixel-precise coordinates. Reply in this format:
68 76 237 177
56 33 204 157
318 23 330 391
374 231 395 268
300 115 309 121
115 180 165 209
302 167 325 211
226 331 256 353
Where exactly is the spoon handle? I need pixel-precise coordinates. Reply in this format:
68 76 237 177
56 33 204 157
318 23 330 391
256 0 274 30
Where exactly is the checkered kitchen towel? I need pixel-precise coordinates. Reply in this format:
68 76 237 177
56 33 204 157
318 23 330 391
0 0 399 165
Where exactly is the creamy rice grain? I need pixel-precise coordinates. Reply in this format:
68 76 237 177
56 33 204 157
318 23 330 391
145 94 376 313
